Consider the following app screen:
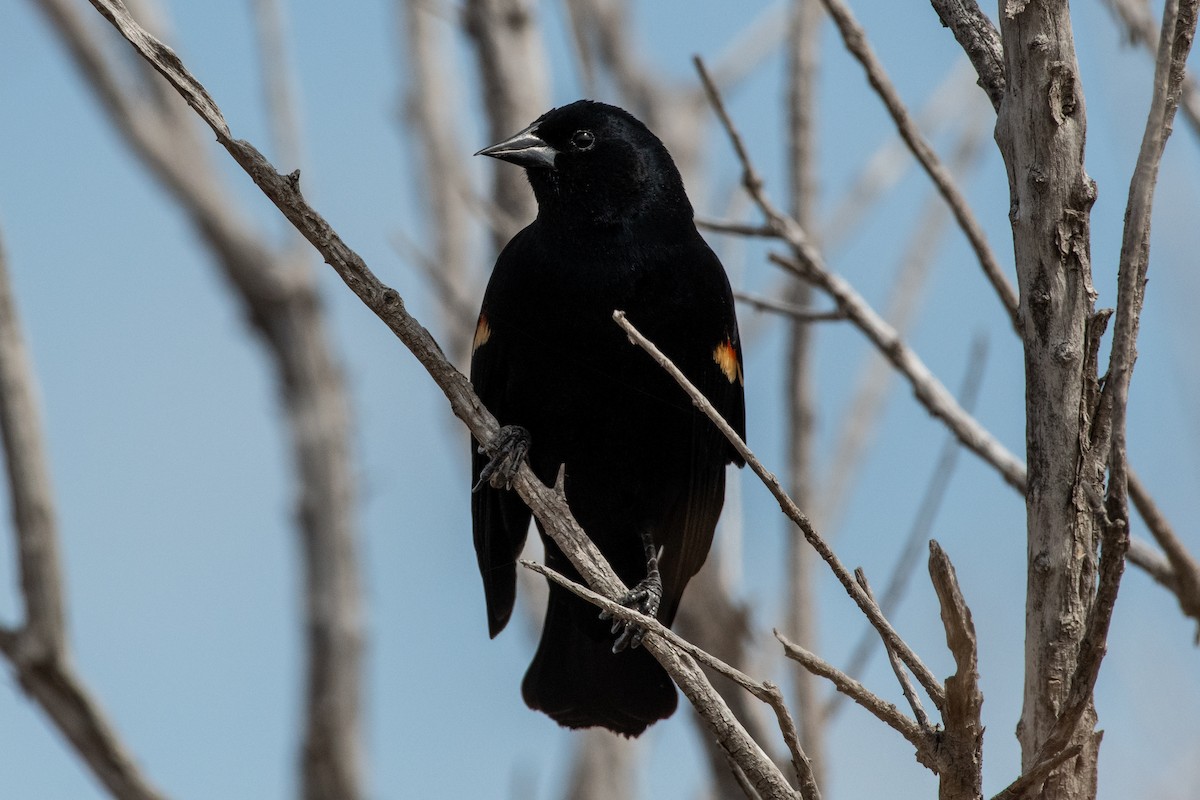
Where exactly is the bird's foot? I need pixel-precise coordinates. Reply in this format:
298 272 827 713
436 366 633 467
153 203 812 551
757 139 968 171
602 570 662 653
473 425 531 492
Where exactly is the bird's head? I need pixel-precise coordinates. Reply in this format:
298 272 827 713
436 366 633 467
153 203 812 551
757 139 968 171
476 100 692 232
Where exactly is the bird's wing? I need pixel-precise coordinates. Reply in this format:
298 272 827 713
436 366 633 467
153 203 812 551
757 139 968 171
654 243 747 625
470 307 534 639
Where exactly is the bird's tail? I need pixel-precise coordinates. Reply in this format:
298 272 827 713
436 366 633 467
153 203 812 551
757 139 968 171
521 583 677 737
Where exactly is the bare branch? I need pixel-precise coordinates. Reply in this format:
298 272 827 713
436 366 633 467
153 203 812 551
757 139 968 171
0 228 167 800
828 336 987 721
524 561 817 800
818 0 1018 328
928 541 984 800
692 56 1027 496
0 236 64 661
854 571 932 734
734 291 845 322
1102 0 1200 141
775 631 935 768
927 0 1005 109
613 310 947 712
83 5 796 794
1128 475 1200 637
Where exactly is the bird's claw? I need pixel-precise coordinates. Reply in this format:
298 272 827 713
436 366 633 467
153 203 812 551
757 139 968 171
600 573 663 652
474 425 531 492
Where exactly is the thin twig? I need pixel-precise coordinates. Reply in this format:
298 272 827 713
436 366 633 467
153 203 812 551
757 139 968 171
734 291 845 322
827 336 988 720
697 217 778 238
854 571 932 734
83 5 796 794
1102 0 1200 141
523 560 817 800
1128 475 1200 639
774 630 935 768
693 56 1028 496
614 310 947 712
817 0 1018 328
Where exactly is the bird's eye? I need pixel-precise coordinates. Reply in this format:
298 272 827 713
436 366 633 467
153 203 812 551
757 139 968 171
571 130 596 151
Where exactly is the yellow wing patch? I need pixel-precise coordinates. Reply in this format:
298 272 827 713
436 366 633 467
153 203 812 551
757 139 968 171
713 338 743 385
473 313 492 352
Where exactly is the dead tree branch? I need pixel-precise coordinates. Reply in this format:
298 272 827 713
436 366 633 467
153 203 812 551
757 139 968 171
83 4 797 794
693 56 1027 495
775 631 935 768
614 310 947 713
927 0 1005 110
525 560 820 800
828 336 987 721
928 541 984 800
1101 0 1200 140
818 0 1018 327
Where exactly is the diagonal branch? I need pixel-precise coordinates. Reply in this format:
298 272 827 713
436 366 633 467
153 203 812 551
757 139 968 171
525 560 820 800
693 56 1027 495
818 0 1018 327
927 0 1005 110
775 630 935 768
1101 0 1200 141
82 4 796 795
827 336 987 722
613 310 947 712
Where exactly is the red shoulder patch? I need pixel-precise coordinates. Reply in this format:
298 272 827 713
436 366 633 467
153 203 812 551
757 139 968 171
712 338 743 385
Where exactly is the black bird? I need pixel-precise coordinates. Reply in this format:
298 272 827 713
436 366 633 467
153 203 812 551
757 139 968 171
470 100 746 737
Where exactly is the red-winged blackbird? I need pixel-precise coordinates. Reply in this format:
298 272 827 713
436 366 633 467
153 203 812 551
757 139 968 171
471 100 746 737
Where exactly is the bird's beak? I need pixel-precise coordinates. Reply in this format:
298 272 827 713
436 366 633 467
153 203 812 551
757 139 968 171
475 123 558 169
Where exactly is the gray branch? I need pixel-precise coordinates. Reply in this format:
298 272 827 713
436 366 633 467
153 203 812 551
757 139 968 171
82 4 797 794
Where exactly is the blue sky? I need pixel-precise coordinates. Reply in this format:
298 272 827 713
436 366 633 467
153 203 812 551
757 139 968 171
1 1 1198 798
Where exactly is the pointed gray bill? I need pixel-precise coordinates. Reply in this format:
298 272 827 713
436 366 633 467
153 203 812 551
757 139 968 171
475 123 558 169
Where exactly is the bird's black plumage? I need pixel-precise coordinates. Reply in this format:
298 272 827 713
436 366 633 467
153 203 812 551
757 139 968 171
471 100 746 737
